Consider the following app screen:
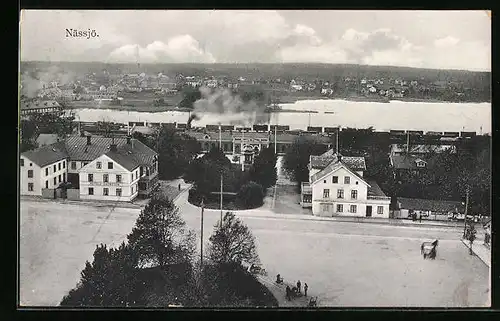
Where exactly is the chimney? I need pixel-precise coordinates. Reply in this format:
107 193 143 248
86 135 91 145
110 144 117 152
337 154 342 162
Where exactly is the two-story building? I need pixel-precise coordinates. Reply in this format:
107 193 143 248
301 150 390 218
20 142 68 196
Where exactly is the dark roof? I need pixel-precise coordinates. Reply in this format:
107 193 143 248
105 150 141 171
311 151 366 171
22 141 68 167
310 155 366 184
63 135 128 161
20 100 61 110
396 197 465 212
390 155 434 170
365 178 388 197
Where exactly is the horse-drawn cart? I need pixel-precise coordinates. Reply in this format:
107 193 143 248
420 240 438 259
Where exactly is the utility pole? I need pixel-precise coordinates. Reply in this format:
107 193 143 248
241 130 245 172
274 123 277 155
336 128 339 154
200 197 204 269
463 187 469 239
406 132 410 154
219 124 223 227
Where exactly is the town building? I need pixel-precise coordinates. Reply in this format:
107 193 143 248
20 142 68 196
20 134 158 201
393 197 465 219
20 100 64 117
301 151 391 218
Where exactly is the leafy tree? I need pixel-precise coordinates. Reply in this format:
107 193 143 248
208 212 259 266
127 196 196 268
236 181 265 209
60 242 139 307
249 147 277 189
179 87 201 109
28 111 75 139
464 220 477 255
283 136 328 186
155 125 201 179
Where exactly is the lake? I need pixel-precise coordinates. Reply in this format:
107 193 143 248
72 99 491 134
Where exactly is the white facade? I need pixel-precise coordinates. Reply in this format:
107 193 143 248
20 156 68 196
78 154 140 202
310 165 390 218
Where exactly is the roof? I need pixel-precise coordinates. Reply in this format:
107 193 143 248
36 133 59 147
21 100 61 110
390 154 435 170
390 144 456 154
185 131 234 142
310 151 366 171
365 178 388 197
105 150 141 172
310 156 367 184
22 141 68 167
396 197 465 212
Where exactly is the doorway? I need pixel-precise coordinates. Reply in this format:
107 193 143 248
366 206 372 217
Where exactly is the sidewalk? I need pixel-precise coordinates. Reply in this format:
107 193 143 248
256 275 311 307
461 239 491 267
20 195 143 209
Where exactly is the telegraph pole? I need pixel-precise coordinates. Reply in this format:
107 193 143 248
463 187 469 239
200 197 204 269
219 124 223 227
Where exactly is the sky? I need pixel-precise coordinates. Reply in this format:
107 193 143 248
19 10 491 71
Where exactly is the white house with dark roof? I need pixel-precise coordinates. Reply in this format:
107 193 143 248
301 150 391 218
20 142 68 196
78 145 142 202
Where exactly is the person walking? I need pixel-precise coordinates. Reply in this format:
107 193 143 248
297 280 301 294
304 283 308 297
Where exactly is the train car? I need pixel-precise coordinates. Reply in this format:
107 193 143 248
426 131 444 136
206 125 220 131
128 121 146 127
220 125 235 131
270 125 290 131
253 124 269 132
235 127 251 132
177 123 187 129
390 130 406 136
324 127 340 134
460 131 477 138
407 130 424 136
443 131 460 138
307 126 323 133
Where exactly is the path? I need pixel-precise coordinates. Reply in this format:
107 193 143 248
255 275 311 307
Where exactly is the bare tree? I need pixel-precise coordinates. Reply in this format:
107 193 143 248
208 212 259 266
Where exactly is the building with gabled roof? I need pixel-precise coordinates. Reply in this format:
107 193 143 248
301 150 390 218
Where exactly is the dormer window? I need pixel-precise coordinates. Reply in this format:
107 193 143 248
415 159 427 168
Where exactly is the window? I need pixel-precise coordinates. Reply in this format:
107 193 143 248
350 205 357 213
131 186 134 194
332 176 338 183
20 159 24 166
337 189 344 199
45 168 49 176
103 174 109 183
323 189 330 198
324 180 326 183
131 173 134 181
45 181 48 188
103 188 109 196
71 162 76 170
58 175 61 183
303 194 312 203
377 206 384 214
28 183 34 191
351 190 358 200
53 165 56 172
83 162 89 166
116 188 122 196
116 174 122 183
28 170 33 178
63 161 66 169
88 174 93 182
58 163 61 171
53 177 57 185
88 187 94 195
416 161 426 168
96 162 102 169
344 176 351 184
108 162 113 169
63 173 66 182
337 204 343 213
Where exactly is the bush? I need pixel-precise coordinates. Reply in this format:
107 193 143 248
236 181 264 209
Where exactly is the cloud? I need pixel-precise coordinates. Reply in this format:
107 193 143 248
434 36 460 48
108 35 216 63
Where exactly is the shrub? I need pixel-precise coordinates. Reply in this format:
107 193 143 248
236 181 264 209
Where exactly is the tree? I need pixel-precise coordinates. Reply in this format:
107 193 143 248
156 125 201 179
208 212 259 266
179 87 201 109
249 147 277 189
237 181 265 209
127 196 196 268
28 111 75 139
60 242 139 307
464 220 477 255
283 136 328 186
